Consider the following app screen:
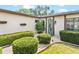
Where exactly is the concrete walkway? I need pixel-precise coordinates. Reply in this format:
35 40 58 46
2 46 13 54
2 36 61 54
52 36 61 42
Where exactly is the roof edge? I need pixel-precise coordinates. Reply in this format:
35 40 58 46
0 9 79 18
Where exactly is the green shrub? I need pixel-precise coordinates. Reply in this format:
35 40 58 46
60 30 79 44
0 47 2 54
0 31 34 46
35 20 45 33
12 37 39 54
37 33 51 44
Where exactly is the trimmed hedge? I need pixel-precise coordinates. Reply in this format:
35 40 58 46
37 33 51 44
12 37 39 54
0 47 2 54
0 31 34 46
60 30 79 44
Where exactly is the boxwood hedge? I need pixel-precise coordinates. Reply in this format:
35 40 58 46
0 47 2 54
12 37 39 54
0 31 34 46
60 30 79 44
37 33 51 44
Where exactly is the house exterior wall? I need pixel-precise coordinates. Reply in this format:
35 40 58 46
0 12 36 34
54 16 64 38
34 13 79 38
54 13 79 38
0 10 79 36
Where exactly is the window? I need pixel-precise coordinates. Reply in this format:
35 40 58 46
66 17 79 31
0 21 7 24
20 23 27 26
74 18 79 31
66 18 74 30
35 20 39 23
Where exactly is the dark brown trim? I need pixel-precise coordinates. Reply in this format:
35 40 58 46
64 15 66 30
73 18 75 30
45 17 48 33
53 16 55 35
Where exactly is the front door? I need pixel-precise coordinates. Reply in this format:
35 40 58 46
48 18 54 36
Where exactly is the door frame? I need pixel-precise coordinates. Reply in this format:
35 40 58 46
46 17 55 36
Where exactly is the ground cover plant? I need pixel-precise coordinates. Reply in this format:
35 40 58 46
39 42 79 54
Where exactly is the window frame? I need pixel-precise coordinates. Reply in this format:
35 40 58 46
0 21 7 24
20 23 27 26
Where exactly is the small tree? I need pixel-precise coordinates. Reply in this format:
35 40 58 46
36 20 44 33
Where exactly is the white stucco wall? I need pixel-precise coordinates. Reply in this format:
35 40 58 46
54 16 64 38
0 12 36 34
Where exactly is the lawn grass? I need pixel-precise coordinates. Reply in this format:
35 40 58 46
39 43 79 54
